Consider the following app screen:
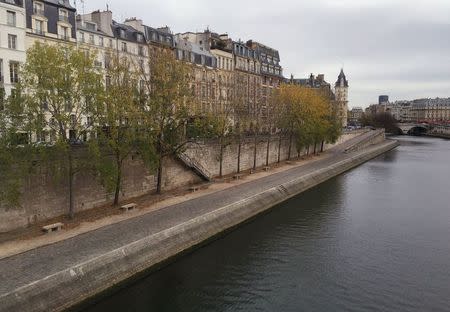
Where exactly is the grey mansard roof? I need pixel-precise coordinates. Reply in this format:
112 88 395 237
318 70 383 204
43 0 75 10
335 69 349 87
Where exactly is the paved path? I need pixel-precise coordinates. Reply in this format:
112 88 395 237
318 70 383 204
0 131 381 297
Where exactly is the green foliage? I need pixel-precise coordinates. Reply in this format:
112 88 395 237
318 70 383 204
361 112 399 133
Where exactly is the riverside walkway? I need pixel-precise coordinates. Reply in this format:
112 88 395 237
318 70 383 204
0 130 391 309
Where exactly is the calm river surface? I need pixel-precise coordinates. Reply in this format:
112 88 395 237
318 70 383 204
84 136 450 312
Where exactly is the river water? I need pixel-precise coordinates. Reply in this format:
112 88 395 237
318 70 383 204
84 137 450 312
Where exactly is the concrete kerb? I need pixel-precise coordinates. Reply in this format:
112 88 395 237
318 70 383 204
0 140 399 312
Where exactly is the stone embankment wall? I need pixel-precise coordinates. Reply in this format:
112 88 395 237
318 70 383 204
185 130 367 178
0 157 201 233
0 130 367 233
0 139 399 312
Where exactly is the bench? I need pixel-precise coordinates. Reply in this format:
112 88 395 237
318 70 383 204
263 166 270 172
233 174 244 180
189 186 200 192
42 222 64 234
120 203 137 212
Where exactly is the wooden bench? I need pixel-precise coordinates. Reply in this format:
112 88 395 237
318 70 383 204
42 222 64 234
263 166 270 172
120 203 137 212
189 185 200 192
233 174 244 180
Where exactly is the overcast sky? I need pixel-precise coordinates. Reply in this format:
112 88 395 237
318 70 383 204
83 0 450 108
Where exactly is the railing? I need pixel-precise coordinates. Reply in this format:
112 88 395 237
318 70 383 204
178 152 213 181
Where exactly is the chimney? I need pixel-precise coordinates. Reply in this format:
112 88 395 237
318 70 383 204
317 74 324 83
124 18 144 32
91 10 113 36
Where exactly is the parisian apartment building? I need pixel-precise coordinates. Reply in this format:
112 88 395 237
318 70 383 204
1 2 287 132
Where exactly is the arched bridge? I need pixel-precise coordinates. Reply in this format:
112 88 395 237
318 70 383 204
396 123 430 135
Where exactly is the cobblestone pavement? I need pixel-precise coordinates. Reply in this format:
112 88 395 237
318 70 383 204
0 131 379 296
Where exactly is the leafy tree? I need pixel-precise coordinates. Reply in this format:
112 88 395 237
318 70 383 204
273 84 335 158
139 48 197 194
91 54 154 206
361 112 399 134
19 42 104 218
0 88 34 207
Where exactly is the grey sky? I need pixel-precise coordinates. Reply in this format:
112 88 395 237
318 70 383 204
83 0 450 108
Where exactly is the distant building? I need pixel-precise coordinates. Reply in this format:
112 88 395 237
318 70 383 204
348 107 363 125
335 69 349 127
410 98 450 123
379 95 389 105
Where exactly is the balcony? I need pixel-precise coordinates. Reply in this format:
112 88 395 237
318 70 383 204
59 15 69 23
33 8 45 16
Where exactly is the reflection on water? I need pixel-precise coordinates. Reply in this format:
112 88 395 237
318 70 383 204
85 137 450 312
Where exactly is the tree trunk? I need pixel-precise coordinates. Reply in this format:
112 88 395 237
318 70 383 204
156 156 163 195
156 136 163 195
237 135 241 173
253 133 257 170
68 150 74 219
266 134 271 167
287 132 293 160
321 141 325 153
277 133 282 163
307 145 310 156
113 157 122 206
314 142 317 155
219 141 224 178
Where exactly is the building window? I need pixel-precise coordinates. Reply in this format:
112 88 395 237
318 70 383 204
138 45 144 56
8 34 17 50
7 11 16 26
10 62 19 83
33 2 44 15
89 34 94 44
120 29 125 38
35 20 44 35
60 26 69 40
79 32 85 43
109 39 113 48
59 9 69 22
121 42 127 52
99 37 104 47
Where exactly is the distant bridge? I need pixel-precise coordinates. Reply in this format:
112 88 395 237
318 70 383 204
396 123 430 135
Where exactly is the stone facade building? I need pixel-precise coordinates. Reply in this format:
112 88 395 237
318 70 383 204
24 0 76 47
0 0 26 102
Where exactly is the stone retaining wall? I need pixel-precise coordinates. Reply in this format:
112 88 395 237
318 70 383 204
0 139 399 312
0 130 367 233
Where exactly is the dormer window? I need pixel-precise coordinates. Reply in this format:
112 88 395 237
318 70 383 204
33 2 44 16
85 22 96 32
136 33 144 42
120 29 125 38
59 9 68 22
